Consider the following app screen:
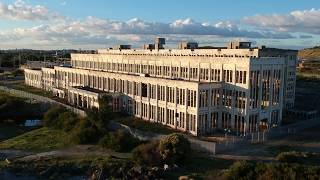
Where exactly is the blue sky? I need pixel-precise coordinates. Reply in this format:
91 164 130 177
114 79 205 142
0 0 320 49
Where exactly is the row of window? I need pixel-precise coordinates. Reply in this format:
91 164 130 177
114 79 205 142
71 60 247 83
135 102 197 132
56 70 201 108
249 69 282 109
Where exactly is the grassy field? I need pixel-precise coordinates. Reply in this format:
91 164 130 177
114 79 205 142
0 127 72 152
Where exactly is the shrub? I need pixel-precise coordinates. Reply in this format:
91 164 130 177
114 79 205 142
224 161 320 180
86 108 109 134
224 161 256 180
99 130 141 152
43 106 68 128
70 117 103 144
58 111 79 132
158 133 191 165
276 151 308 163
132 140 161 166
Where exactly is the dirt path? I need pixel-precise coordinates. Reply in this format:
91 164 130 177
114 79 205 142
214 154 274 161
0 145 131 162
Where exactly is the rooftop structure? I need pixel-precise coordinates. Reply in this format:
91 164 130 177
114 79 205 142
178 41 199 49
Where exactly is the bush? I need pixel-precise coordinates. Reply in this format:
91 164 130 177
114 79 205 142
99 130 141 152
159 133 191 165
58 112 78 132
224 161 320 180
276 151 309 163
86 107 109 134
132 140 161 166
43 106 68 128
70 117 103 144
224 161 256 180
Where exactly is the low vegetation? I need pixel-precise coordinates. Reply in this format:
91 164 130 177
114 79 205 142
0 127 71 151
276 151 320 165
159 133 191 165
1 155 164 179
132 140 162 166
132 133 191 166
99 130 141 152
224 160 320 180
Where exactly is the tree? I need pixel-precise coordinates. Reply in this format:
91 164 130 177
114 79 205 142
132 140 161 166
158 133 191 165
99 130 141 152
42 106 67 128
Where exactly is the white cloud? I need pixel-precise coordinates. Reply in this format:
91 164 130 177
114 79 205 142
243 9 320 34
4 1 320 49
0 15 298 49
0 0 63 21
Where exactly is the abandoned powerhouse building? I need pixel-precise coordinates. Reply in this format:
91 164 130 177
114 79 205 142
24 39 297 136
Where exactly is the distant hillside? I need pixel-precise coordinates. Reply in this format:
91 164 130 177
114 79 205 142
298 46 320 75
298 46 320 61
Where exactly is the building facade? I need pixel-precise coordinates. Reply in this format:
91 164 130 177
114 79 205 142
24 40 297 136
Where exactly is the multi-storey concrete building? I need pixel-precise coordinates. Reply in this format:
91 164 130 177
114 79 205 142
24 39 297 136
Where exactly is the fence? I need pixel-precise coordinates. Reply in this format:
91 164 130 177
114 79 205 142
213 116 320 154
0 86 86 117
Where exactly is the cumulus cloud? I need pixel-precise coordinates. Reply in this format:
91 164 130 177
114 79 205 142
0 15 300 49
56 17 294 39
243 9 320 34
0 0 63 21
5 1 320 49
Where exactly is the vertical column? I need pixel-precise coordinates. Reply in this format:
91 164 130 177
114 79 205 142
209 63 212 82
156 84 159 123
195 88 200 136
166 86 168 124
185 88 188 132
188 62 190 81
147 84 150 121
76 93 79 107
174 87 178 129
81 94 84 108
198 63 200 81
269 68 274 128
278 65 285 125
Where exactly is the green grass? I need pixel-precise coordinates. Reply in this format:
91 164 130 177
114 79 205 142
115 116 178 135
0 127 72 152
